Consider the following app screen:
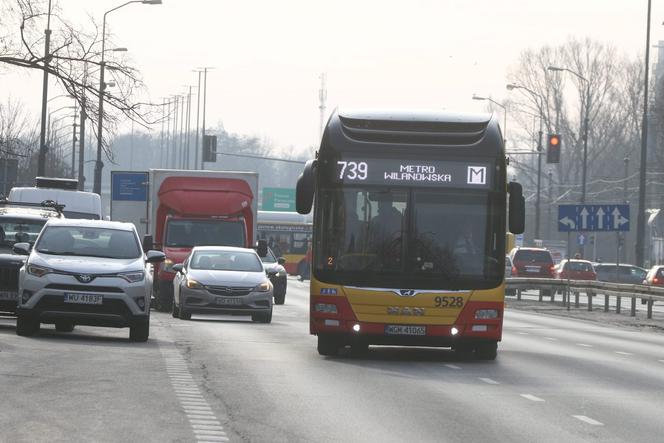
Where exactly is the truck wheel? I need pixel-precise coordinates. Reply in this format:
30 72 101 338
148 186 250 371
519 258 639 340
130 319 150 342
16 314 40 337
157 281 173 312
55 321 75 332
475 342 498 360
317 334 340 356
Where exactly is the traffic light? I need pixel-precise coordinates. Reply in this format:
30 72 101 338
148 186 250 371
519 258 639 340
203 135 217 163
546 134 561 163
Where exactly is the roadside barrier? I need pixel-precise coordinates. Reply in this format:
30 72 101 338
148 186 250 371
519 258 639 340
505 278 664 319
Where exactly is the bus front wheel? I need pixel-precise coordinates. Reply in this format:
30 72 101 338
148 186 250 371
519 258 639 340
317 334 340 356
475 341 498 360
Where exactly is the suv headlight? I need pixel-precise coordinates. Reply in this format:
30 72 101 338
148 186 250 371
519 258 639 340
118 271 145 283
186 279 203 289
27 264 52 277
253 281 272 292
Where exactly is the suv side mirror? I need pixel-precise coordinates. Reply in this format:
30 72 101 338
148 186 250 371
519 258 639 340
255 239 268 258
508 181 525 234
13 242 31 255
142 234 154 253
277 257 286 266
296 159 316 214
146 250 166 263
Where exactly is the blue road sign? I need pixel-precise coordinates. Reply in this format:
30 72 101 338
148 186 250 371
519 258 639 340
111 172 148 202
558 204 630 232
577 233 586 245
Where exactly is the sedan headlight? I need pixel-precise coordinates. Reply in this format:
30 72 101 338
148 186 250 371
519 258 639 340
253 281 273 292
186 279 203 289
27 264 52 277
118 271 145 283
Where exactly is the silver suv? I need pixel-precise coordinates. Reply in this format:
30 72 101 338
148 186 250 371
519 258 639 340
14 219 165 341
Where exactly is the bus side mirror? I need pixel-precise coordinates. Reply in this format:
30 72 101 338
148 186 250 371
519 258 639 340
296 159 316 214
256 239 268 258
508 182 525 234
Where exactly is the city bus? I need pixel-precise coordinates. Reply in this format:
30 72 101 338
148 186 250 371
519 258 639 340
295 109 525 359
257 210 313 275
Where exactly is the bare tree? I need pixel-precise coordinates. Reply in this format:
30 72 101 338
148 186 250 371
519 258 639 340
0 0 158 164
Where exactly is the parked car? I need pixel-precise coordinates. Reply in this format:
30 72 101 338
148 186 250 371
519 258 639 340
0 199 65 314
555 259 597 280
261 247 287 305
594 263 647 284
643 265 664 286
509 247 555 278
172 246 273 323
14 219 165 341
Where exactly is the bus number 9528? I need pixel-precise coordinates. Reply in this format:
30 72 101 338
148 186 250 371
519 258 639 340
337 161 368 180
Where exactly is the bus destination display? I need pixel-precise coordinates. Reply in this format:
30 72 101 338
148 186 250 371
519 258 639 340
335 157 492 188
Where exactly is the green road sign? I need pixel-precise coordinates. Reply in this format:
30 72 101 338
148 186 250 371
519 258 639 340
262 187 296 211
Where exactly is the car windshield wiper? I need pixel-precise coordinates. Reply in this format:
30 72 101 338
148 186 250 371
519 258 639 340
36 250 81 256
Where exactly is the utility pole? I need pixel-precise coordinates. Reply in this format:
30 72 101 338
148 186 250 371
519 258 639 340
159 98 165 168
179 94 185 169
535 125 543 240
78 92 86 190
636 0 652 267
165 98 171 169
194 70 202 170
171 95 179 168
548 170 553 240
198 67 214 170
38 0 53 177
318 73 327 142
185 86 193 169
71 120 78 178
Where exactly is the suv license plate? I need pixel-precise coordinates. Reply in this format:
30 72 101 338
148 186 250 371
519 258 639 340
0 291 18 301
216 298 242 305
385 325 426 336
64 293 103 305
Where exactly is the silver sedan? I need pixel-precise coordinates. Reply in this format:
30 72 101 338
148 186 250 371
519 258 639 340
172 246 273 323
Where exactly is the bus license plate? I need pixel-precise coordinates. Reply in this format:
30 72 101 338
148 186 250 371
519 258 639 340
64 293 103 305
216 298 242 305
385 325 426 336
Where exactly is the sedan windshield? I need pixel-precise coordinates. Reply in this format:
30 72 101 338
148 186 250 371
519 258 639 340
190 250 263 272
36 226 141 259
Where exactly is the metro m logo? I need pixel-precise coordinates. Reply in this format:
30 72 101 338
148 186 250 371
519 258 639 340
467 166 486 185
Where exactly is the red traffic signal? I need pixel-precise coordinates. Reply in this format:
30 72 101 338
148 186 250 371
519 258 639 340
547 133 561 163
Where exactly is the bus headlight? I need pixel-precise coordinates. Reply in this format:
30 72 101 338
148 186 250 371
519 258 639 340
475 309 499 319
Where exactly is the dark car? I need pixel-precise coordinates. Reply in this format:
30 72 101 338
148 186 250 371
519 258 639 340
261 248 287 305
0 200 64 314
594 263 647 284
509 247 555 278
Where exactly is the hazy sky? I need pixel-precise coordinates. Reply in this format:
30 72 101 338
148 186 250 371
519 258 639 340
1 0 663 154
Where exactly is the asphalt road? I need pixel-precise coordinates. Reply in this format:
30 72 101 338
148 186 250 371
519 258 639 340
2 277 664 442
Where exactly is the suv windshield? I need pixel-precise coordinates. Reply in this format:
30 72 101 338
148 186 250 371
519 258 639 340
0 217 48 248
165 219 245 248
315 187 504 289
190 250 263 272
36 226 141 259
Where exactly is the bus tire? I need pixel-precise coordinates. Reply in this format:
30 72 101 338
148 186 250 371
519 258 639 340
317 334 340 356
475 341 498 361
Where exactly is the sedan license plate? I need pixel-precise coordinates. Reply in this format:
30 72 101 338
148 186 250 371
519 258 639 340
216 297 242 305
0 291 18 301
525 266 541 273
385 325 426 336
64 293 103 305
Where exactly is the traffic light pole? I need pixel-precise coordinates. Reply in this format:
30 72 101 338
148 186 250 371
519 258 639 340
535 128 543 240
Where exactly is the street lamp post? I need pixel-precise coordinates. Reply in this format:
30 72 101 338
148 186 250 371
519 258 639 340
37 0 53 177
93 0 161 196
547 66 590 204
472 94 507 145
506 83 545 240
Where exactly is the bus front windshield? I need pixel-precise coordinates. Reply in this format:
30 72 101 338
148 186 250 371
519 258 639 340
315 187 504 289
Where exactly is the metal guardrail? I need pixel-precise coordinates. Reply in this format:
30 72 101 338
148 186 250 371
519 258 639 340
505 278 664 319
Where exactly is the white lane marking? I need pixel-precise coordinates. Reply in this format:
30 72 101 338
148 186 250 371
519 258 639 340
573 415 604 426
576 343 593 348
445 364 462 370
544 337 557 341
615 351 633 356
520 394 545 402
479 378 499 385
160 342 229 443
516 332 529 335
